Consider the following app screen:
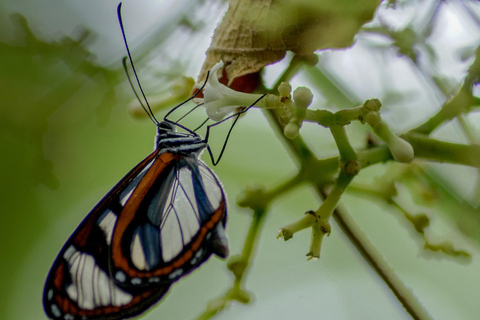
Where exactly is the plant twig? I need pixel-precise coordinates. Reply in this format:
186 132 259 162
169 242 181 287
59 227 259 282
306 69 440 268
329 201 434 320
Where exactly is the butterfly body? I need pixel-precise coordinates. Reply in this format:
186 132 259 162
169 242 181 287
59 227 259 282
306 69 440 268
43 121 228 320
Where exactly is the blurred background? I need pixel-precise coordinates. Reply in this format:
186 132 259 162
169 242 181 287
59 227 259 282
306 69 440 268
1 0 480 319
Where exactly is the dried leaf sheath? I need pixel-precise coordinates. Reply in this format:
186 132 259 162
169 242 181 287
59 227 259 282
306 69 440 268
199 0 381 91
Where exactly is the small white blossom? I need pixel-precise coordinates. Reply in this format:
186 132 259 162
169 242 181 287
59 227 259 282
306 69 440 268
199 61 266 121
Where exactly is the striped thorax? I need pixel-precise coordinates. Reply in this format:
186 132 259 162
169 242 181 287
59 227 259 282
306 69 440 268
155 121 207 155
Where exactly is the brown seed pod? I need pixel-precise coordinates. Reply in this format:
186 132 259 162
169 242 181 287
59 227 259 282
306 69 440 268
198 0 381 92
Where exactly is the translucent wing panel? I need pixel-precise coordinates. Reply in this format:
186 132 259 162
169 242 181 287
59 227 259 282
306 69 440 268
127 158 226 270
160 166 202 262
109 154 227 287
197 161 223 211
118 160 154 207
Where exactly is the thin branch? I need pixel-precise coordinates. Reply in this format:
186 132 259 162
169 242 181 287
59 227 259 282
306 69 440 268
329 201 434 320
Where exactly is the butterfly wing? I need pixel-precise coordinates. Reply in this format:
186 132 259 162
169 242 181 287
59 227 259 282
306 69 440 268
44 145 229 319
110 155 228 287
43 150 172 320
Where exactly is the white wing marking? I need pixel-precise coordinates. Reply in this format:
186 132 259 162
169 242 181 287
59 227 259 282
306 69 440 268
120 189 134 206
98 210 117 245
131 232 147 270
65 248 132 310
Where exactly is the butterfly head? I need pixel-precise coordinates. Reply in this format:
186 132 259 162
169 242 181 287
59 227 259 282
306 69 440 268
157 121 176 135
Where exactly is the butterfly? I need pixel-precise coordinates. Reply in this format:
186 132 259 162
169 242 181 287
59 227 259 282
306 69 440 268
42 119 229 320
43 4 231 320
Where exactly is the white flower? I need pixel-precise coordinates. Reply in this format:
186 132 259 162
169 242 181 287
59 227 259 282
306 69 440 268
199 61 266 121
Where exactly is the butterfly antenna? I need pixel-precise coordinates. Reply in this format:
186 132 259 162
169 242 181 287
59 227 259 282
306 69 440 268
162 72 211 135
205 93 267 165
117 3 159 125
121 58 159 125
175 102 204 123
163 71 211 121
193 116 210 132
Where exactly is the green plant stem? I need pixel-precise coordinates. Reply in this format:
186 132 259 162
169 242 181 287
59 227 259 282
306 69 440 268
456 115 480 204
347 183 471 258
457 115 480 206
306 123 357 258
239 209 267 281
304 99 382 127
457 114 479 144
278 171 355 245
357 146 393 168
308 171 354 258
330 124 357 162
264 173 305 202
317 172 353 222
229 209 268 298
356 135 480 169
410 85 477 135
279 213 317 240
196 209 268 320
403 133 480 167
329 201 434 320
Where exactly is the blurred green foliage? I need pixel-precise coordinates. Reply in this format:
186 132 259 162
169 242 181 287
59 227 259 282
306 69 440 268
0 12 123 320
